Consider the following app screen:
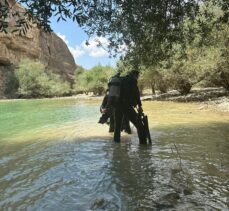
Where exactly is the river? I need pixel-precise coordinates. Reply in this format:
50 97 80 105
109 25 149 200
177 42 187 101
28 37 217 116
0 99 228 210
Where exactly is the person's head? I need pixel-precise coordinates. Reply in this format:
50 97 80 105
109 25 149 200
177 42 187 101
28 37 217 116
129 70 140 79
115 72 121 77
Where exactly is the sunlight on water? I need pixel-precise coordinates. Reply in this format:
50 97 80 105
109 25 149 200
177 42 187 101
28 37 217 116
0 99 228 210
0 99 109 143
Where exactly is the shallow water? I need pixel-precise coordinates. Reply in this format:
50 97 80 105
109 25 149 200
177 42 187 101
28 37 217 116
0 99 228 210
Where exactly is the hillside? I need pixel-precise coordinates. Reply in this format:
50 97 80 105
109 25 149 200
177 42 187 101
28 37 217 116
0 1 76 98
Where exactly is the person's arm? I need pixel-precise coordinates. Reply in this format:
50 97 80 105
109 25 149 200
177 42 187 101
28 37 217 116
133 78 143 112
100 91 109 113
133 79 141 105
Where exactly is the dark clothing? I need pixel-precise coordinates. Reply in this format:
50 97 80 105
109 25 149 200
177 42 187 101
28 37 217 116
101 90 109 110
114 103 146 144
99 91 131 134
102 75 141 109
109 115 131 134
120 75 142 107
98 90 112 124
121 116 131 134
100 73 145 143
114 74 146 143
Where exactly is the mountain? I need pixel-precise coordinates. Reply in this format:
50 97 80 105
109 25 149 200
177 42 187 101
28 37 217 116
0 0 76 98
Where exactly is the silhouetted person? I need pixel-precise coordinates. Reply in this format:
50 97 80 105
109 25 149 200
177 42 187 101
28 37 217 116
109 114 131 134
99 89 131 134
113 70 146 144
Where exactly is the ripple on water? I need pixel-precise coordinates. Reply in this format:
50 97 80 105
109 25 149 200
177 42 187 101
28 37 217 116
0 138 229 210
0 100 229 210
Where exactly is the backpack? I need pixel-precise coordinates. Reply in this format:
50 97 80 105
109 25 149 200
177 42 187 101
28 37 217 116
107 74 136 107
120 75 135 105
107 74 122 106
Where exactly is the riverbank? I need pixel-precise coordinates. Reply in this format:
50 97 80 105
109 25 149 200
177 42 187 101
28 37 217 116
1 87 229 112
0 93 103 102
142 87 229 112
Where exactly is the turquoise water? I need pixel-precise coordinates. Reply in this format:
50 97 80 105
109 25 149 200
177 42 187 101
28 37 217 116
0 99 228 210
0 99 99 141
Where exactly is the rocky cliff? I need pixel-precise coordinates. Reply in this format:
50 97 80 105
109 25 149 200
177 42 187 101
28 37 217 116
0 1 76 98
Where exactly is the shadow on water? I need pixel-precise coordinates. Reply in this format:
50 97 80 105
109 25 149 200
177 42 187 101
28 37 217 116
0 100 229 210
0 122 228 210
109 143 156 210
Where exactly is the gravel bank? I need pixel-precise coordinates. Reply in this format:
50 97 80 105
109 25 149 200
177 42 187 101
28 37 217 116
142 88 229 112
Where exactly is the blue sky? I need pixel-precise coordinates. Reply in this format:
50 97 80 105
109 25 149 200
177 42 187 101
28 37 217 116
50 19 118 70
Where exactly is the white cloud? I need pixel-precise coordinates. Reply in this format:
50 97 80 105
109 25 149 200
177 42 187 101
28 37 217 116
57 33 110 60
82 36 109 58
57 32 85 59
68 46 85 59
57 33 69 45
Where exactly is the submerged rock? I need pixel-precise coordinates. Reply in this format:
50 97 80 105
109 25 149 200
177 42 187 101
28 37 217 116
90 198 106 210
155 192 180 210
162 192 180 202
183 188 193 195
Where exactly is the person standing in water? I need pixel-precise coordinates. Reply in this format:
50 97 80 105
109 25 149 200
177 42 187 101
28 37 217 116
99 75 131 134
113 70 146 144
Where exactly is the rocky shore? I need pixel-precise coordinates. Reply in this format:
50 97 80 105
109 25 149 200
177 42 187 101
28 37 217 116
142 87 229 112
1 87 228 112
73 87 229 112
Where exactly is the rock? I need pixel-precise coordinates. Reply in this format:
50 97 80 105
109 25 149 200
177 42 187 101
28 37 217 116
171 167 182 175
156 192 180 209
141 96 153 101
0 0 76 98
183 188 193 195
90 198 105 210
0 30 76 82
162 192 180 202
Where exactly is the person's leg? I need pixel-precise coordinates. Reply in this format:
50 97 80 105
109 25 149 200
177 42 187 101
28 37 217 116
124 105 147 144
109 115 114 132
122 116 131 134
114 106 123 142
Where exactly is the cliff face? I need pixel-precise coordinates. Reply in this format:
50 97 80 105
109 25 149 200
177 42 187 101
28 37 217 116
0 1 76 98
0 31 76 79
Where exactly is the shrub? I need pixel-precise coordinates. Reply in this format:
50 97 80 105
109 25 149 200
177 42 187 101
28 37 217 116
74 64 116 95
155 70 171 93
16 59 71 98
4 68 19 98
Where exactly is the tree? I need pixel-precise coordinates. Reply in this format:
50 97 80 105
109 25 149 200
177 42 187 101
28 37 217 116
2 0 228 94
148 1 229 94
2 0 227 66
74 65 85 77
16 59 71 97
74 64 115 95
139 66 160 95
16 59 48 97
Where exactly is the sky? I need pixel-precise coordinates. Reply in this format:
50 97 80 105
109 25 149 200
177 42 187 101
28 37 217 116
50 18 118 70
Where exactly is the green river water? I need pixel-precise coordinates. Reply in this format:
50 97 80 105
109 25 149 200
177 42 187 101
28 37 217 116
0 99 228 210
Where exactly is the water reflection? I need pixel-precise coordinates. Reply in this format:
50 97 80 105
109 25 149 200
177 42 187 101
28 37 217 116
0 100 229 210
109 142 156 210
109 136 229 210
0 136 228 210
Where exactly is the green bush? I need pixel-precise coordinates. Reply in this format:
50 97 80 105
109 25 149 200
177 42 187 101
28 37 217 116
4 68 19 98
74 64 116 95
155 71 171 93
208 28 229 90
173 76 192 95
46 73 71 97
122 1 228 95
16 59 71 98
